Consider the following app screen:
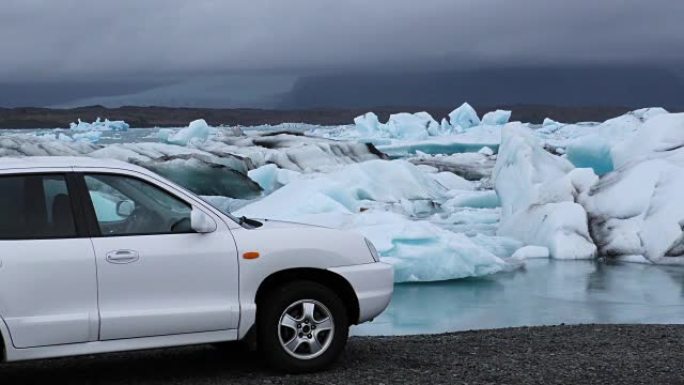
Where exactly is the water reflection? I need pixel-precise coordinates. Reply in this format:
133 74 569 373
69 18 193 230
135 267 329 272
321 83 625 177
353 259 684 336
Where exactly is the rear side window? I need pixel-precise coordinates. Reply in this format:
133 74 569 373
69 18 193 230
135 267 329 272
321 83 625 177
0 174 77 239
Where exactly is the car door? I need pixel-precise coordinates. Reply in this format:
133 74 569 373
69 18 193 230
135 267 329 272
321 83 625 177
81 172 240 341
0 172 99 348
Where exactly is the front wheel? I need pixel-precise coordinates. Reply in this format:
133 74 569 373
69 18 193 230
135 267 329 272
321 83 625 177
258 281 349 373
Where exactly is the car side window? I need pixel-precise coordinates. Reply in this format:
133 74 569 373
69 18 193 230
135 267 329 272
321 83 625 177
84 174 193 236
0 174 77 239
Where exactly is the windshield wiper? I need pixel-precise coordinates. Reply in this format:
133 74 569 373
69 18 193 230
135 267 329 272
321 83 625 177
238 215 263 229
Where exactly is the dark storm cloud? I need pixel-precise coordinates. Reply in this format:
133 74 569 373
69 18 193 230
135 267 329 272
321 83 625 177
0 0 683 82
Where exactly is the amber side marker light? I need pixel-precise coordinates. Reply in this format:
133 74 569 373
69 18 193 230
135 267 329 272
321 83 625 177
243 251 260 260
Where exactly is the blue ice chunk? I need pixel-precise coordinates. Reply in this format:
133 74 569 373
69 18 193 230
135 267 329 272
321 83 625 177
448 103 480 130
565 134 614 175
164 119 211 145
481 110 511 125
354 112 381 136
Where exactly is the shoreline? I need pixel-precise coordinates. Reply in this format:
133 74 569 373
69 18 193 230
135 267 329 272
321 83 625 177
2 324 683 384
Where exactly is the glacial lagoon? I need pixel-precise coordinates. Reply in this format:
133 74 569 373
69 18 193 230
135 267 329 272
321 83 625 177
354 259 684 336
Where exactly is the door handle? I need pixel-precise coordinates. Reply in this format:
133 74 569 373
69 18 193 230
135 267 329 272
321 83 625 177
106 250 140 264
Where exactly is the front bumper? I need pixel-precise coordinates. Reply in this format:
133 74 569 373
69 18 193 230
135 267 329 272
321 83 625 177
329 262 394 323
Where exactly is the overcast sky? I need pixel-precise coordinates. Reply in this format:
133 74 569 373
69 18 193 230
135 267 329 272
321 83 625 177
1 0 683 83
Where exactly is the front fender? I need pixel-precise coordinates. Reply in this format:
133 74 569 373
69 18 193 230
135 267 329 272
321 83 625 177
231 226 373 338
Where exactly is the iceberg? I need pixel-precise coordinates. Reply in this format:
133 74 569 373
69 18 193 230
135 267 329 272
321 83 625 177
611 112 683 168
579 113 684 263
443 190 500 209
493 124 597 259
247 163 300 194
236 159 517 281
70 118 129 132
558 107 670 174
353 112 381 136
448 102 480 130
428 171 474 191
510 245 550 261
349 111 438 140
232 133 384 172
581 159 684 263
348 105 486 140
481 109 512 126
565 134 614 176
410 152 496 181
377 123 502 157
542 118 560 127
238 159 447 219
352 211 508 282
164 119 212 146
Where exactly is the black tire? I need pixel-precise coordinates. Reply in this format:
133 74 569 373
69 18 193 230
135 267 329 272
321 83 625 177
258 281 349 373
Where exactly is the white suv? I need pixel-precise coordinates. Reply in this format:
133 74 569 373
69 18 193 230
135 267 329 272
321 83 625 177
0 157 393 372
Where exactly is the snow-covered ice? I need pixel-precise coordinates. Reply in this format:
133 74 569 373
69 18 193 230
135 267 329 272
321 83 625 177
493 123 597 259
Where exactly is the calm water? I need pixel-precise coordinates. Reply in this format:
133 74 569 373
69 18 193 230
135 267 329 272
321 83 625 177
353 259 684 336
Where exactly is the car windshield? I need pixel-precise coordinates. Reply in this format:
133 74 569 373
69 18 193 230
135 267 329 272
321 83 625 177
197 196 241 223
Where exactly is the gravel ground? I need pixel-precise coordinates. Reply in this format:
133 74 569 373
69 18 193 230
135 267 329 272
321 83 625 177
1 324 683 385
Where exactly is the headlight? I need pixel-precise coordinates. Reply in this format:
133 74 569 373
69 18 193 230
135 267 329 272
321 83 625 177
364 238 381 262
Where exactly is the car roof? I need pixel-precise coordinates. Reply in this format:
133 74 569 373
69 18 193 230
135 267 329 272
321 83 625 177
0 156 147 173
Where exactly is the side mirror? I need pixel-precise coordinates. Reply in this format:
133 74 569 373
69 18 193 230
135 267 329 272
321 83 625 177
191 208 217 233
116 200 135 217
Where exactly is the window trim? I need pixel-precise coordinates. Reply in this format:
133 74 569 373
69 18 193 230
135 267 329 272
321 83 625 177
0 172 86 241
76 172 197 238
